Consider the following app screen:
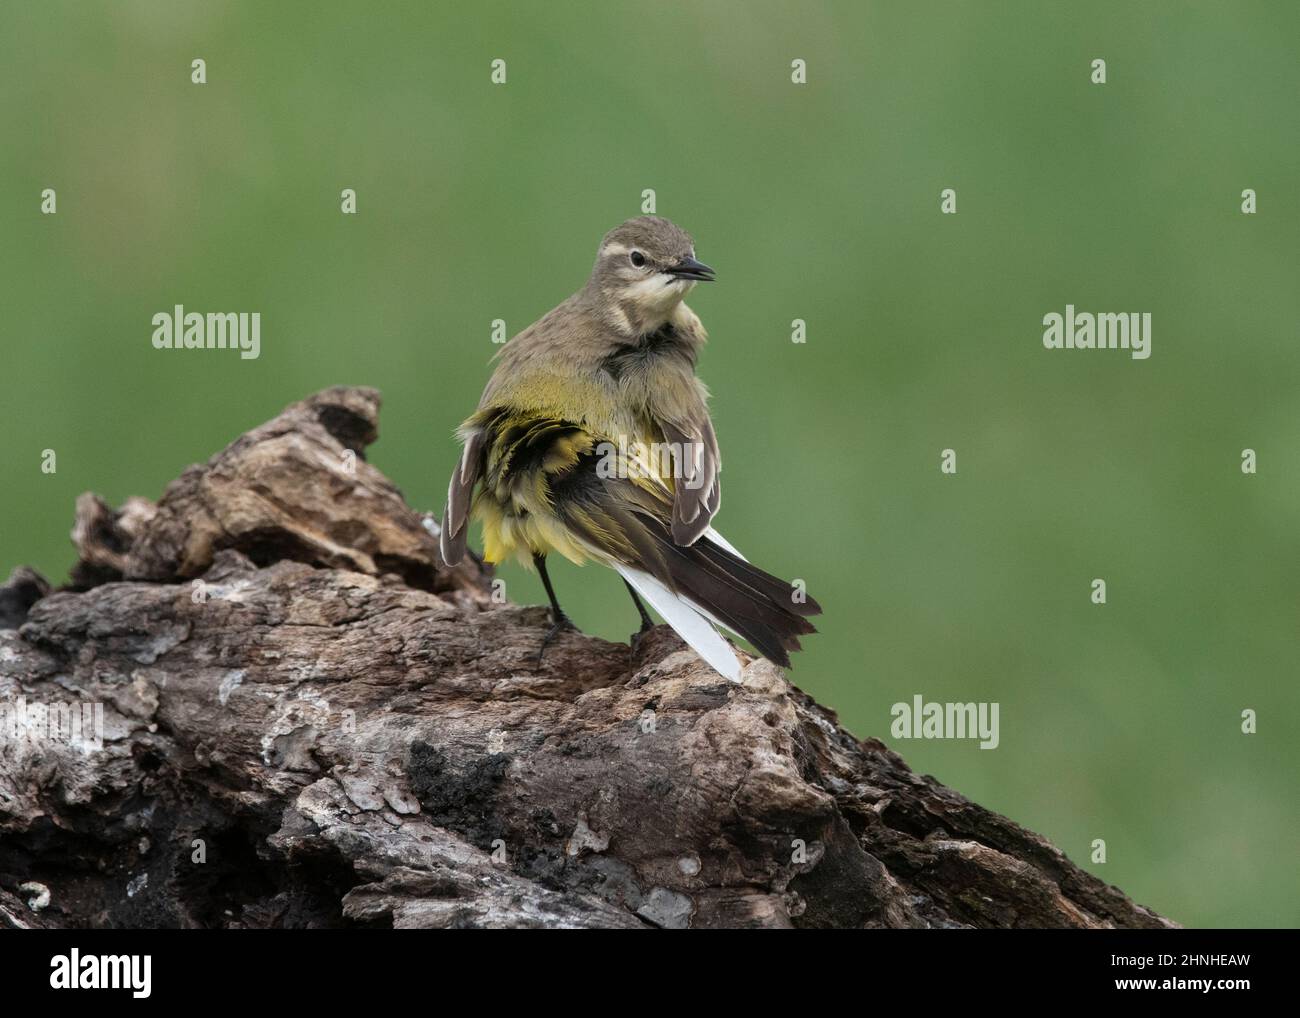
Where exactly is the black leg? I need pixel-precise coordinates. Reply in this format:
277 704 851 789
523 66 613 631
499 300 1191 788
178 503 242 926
534 553 570 623
624 580 654 633
624 579 656 657
533 553 575 665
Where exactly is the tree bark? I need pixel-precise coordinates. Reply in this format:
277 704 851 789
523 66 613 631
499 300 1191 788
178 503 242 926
0 387 1176 929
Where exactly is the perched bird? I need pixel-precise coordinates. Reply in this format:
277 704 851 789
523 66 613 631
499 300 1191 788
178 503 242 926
439 215 820 681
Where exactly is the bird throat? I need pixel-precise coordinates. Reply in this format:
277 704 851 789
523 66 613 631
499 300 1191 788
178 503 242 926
600 320 696 380
609 276 694 337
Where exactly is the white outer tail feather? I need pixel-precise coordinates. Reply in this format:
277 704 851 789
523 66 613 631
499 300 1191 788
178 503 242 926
615 564 742 683
704 526 745 561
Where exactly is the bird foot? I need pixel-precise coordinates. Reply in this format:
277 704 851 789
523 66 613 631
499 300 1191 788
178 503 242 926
628 621 655 659
535 612 577 667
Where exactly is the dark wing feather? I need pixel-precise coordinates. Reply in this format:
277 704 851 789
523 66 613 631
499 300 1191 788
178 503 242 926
439 429 485 565
660 415 721 546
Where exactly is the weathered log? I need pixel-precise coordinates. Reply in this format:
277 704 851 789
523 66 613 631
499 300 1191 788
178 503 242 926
0 387 1176 929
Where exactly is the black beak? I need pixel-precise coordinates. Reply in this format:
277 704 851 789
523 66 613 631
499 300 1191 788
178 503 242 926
668 256 716 282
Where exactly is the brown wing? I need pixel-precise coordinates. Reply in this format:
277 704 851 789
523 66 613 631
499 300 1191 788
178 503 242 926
659 412 721 546
439 428 485 565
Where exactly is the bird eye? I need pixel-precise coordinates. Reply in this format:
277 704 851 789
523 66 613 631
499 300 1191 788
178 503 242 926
629 250 647 268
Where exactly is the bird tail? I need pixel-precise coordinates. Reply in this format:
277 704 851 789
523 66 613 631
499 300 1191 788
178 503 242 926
610 527 820 683
615 563 744 682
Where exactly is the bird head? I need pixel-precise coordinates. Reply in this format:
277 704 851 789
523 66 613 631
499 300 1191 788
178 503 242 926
586 216 714 329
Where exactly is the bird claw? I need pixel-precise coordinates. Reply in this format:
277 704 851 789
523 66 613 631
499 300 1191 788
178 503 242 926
535 612 577 667
628 621 654 659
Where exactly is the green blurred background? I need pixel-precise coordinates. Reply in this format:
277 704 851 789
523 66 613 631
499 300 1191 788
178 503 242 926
2 1 1296 927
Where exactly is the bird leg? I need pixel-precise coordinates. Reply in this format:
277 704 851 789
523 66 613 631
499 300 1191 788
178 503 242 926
534 553 576 665
624 579 655 654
